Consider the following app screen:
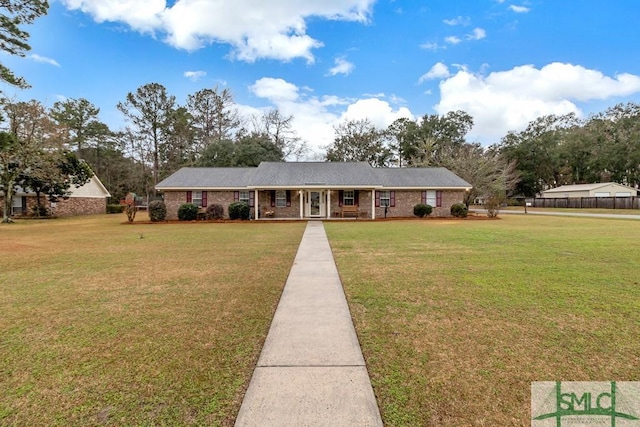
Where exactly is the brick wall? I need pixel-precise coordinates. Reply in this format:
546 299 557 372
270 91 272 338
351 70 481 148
164 190 255 219
53 197 107 217
0 195 106 217
373 190 466 218
162 189 467 219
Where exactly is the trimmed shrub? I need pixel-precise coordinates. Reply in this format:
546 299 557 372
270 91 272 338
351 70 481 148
148 200 167 222
178 203 199 221
205 204 224 220
107 204 125 214
228 201 250 220
450 203 468 218
413 203 432 218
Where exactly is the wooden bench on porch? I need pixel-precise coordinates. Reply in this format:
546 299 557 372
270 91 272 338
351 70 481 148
340 205 360 218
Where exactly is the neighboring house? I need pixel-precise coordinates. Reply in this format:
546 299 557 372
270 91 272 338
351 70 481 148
542 182 638 198
0 175 111 217
156 162 472 220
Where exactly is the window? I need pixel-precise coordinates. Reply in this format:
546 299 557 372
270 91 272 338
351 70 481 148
275 190 287 207
343 190 355 206
421 190 442 207
425 190 436 206
192 191 203 207
379 190 390 207
239 191 250 204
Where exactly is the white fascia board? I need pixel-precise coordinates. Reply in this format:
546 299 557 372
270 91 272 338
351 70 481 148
249 185 383 190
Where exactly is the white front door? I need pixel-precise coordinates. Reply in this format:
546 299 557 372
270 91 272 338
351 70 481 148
307 191 325 217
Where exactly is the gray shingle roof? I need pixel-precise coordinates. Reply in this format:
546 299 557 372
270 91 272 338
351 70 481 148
156 163 472 190
156 167 257 189
374 167 471 188
250 162 380 187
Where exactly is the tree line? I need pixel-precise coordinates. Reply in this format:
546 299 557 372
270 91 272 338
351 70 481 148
3 88 640 215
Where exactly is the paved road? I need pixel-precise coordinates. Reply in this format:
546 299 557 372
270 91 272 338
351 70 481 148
470 208 640 220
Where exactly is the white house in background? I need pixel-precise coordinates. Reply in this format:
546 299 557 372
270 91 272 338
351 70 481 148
542 182 638 198
1 175 111 217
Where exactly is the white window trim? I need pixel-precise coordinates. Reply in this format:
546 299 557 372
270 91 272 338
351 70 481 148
192 191 203 207
379 190 390 207
239 190 250 204
425 190 436 206
343 190 355 206
275 190 287 208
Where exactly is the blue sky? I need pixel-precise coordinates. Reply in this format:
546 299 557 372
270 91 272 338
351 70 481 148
3 0 640 157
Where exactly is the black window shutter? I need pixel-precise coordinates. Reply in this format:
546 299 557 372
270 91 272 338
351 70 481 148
354 190 359 206
421 191 426 204
286 190 291 207
249 191 255 207
186 191 192 203
339 190 344 207
390 191 396 207
375 191 380 207
271 191 276 207
202 191 207 207
436 190 442 207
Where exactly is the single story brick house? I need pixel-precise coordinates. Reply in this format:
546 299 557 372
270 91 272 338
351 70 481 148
156 162 472 220
542 182 638 198
1 175 111 217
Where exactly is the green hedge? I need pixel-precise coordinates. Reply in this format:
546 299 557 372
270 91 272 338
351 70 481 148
413 203 433 218
178 203 199 221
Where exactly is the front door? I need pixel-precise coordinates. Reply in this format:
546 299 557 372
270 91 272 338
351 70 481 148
307 191 324 217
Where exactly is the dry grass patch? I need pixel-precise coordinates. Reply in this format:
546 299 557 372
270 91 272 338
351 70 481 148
326 216 640 426
0 215 306 426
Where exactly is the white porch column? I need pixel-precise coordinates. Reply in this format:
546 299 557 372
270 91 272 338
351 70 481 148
299 190 304 219
371 189 376 220
326 190 331 219
254 189 259 220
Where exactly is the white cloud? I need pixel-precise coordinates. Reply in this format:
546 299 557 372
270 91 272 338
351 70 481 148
445 36 461 45
418 62 451 83
509 5 531 13
327 57 355 76
340 98 413 129
420 41 444 51
29 54 60 67
184 70 206 82
434 62 640 143
248 78 413 157
61 0 375 62
443 16 470 26
250 77 300 102
467 27 486 40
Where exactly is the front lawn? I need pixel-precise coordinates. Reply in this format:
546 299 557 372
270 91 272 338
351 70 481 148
326 216 640 426
0 215 306 426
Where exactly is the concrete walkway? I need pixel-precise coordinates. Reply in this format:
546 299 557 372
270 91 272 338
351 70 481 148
235 221 383 427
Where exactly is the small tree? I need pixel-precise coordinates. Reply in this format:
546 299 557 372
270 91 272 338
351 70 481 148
228 201 250 220
178 203 199 221
148 200 167 222
484 194 502 218
413 203 432 218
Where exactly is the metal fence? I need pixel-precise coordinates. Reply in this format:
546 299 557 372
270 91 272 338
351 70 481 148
530 197 640 210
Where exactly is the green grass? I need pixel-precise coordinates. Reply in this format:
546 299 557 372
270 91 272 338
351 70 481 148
0 215 306 426
325 216 640 426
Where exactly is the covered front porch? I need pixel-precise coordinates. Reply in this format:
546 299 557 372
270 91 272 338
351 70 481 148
250 187 382 220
